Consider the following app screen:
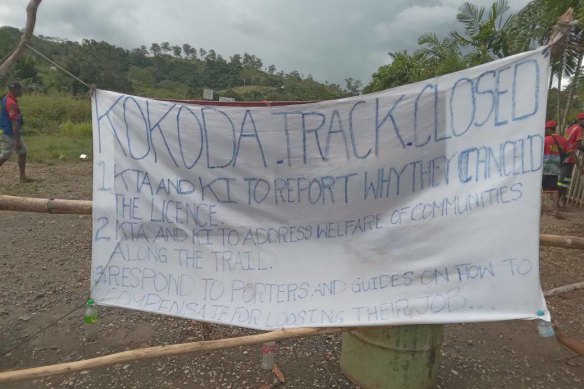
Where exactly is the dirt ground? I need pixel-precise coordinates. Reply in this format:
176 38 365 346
0 161 583 389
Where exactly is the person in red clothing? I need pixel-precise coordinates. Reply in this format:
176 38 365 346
558 112 584 207
543 121 568 217
0 81 30 182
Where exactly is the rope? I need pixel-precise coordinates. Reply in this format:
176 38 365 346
24 43 91 88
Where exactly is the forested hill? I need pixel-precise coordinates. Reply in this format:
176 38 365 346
0 26 361 101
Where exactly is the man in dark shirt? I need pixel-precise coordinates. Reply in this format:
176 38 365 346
0 81 30 182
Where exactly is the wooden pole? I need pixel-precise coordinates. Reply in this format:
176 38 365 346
0 327 349 384
4 196 584 250
544 281 584 297
539 234 584 250
0 195 92 214
0 0 43 82
556 330 584 356
549 8 574 58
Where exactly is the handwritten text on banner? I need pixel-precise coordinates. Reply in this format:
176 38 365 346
91 47 550 329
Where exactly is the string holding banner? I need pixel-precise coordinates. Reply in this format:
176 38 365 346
91 45 550 330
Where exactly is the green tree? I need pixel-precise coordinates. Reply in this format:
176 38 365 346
149 43 161 57
344 77 362 95
14 55 40 84
182 44 196 60
230 54 242 67
243 53 262 69
205 49 217 62
364 50 425 93
160 41 171 55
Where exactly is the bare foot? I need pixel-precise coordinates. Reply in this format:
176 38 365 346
19 177 34 183
552 211 566 220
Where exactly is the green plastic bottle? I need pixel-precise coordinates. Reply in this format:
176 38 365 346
83 299 98 342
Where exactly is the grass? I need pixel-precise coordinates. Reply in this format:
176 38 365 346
19 93 92 135
23 120 93 163
24 133 92 163
58 120 92 138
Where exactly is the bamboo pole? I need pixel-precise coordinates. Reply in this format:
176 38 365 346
0 195 92 214
0 327 349 384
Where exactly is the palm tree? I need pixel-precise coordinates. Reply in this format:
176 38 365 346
365 0 580 99
449 0 514 65
417 32 469 77
363 50 425 93
510 1 584 129
509 0 580 51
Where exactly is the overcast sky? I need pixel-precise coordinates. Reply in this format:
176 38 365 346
0 0 532 86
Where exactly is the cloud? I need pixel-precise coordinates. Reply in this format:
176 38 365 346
0 0 532 86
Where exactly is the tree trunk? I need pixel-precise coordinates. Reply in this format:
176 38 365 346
0 0 43 83
561 51 584 131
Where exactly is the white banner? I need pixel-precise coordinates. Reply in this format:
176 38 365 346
91 47 551 329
